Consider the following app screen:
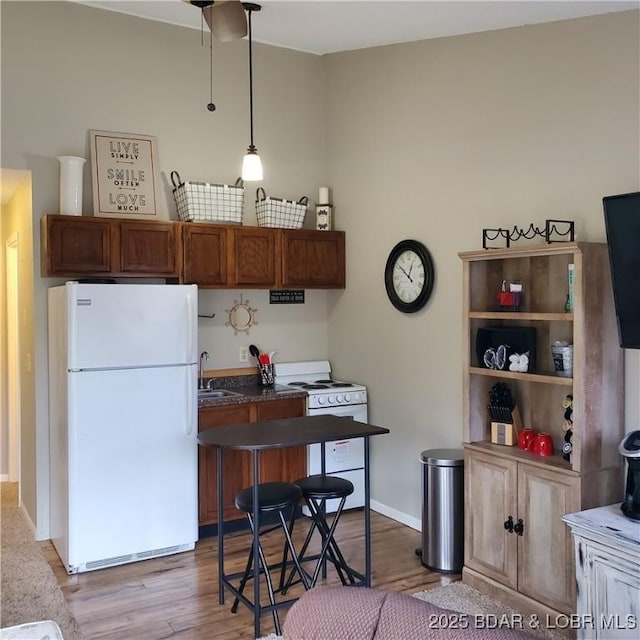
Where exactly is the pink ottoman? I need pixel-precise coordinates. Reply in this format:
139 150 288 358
283 586 536 640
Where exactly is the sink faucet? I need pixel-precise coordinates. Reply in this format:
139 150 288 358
199 351 210 390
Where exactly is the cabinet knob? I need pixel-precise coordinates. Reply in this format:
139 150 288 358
514 518 524 536
504 515 514 533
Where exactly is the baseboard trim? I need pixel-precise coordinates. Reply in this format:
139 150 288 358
371 499 421 531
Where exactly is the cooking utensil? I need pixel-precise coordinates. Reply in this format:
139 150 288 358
249 344 260 360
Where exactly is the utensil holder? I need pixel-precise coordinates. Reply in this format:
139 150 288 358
258 363 274 387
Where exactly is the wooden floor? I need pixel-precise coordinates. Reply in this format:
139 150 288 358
43 510 461 639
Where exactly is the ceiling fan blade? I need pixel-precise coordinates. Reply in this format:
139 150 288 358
209 1 247 41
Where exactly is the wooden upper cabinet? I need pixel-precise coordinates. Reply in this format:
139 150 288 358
118 220 177 276
41 215 178 278
42 215 346 289
281 230 345 288
231 226 277 287
181 224 227 287
41 215 111 276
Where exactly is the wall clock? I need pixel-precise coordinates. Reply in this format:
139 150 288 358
384 239 435 313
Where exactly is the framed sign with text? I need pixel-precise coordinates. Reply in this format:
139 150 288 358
90 130 163 219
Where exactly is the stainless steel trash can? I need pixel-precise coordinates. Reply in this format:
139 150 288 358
419 448 464 573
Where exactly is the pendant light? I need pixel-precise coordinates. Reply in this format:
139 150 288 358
241 3 263 181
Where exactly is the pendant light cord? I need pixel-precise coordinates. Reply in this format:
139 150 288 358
247 6 255 148
208 26 216 111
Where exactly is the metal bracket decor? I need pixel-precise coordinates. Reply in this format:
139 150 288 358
482 219 575 249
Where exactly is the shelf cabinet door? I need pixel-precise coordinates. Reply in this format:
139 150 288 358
281 230 346 288
41 215 111 276
118 220 178 276
465 450 518 589
255 398 307 484
181 224 228 286
231 227 277 287
517 463 580 613
198 405 252 526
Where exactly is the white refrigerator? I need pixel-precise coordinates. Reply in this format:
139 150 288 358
48 282 199 574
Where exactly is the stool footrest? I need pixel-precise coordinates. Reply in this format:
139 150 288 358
223 578 299 614
296 552 365 580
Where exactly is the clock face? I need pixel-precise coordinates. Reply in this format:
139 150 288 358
384 240 435 313
392 250 425 303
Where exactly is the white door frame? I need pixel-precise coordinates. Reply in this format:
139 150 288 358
6 232 20 484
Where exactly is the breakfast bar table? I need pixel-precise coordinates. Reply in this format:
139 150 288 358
197 414 390 637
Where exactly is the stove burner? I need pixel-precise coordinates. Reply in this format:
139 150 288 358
287 382 308 387
313 378 355 388
301 384 330 390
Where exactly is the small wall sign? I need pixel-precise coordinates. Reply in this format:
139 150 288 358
90 130 163 219
270 290 305 304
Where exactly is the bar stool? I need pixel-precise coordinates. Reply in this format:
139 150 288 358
231 482 309 635
280 474 356 594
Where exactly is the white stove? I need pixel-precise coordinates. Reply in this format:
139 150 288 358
274 360 367 411
274 360 367 512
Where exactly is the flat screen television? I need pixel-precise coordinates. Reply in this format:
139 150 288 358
603 191 640 349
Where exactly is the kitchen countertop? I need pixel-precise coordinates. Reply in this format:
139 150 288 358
198 375 306 408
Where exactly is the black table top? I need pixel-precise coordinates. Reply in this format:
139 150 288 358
197 414 390 450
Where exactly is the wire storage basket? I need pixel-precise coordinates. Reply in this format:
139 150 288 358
255 187 308 229
171 171 244 224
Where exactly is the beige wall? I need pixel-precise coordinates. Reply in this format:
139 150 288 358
1 0 327 537
2 1 639 536
325 11 640 526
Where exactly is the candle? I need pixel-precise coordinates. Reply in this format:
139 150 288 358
318 186 329 204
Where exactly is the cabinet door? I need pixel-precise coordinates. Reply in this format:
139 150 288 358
588 544 640 640
181 224 228 286
231 227 277 287
255 398 307 484
281 230 346 288
42 215 111 276
517 463 580 613
465 450 518 589
118 221 178 276
198 404 252 525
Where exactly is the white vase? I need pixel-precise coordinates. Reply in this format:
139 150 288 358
57 155 86 215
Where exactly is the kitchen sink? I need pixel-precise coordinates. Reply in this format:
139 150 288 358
197 388 242 399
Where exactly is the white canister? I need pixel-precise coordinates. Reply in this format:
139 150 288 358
57 155 86 215
551 341 573 377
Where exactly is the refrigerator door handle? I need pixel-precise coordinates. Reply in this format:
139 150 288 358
186 371 194 436
186 293 195 363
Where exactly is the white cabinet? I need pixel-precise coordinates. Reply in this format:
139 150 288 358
563 505 640 639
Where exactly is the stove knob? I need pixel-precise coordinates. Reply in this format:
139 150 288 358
344 394 352 402
336 394 344 403
317 396 326 406
353 392 362 403
327 395 335 404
